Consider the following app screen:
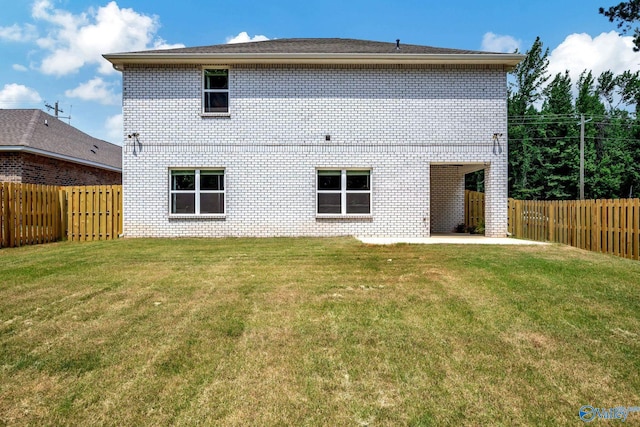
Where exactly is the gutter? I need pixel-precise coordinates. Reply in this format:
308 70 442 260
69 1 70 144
0 146 122 173
104 52 525 70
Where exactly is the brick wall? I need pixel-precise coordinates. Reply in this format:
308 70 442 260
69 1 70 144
0 152 121 186
121 64 508 238
430 165 465 233
0 152 23 182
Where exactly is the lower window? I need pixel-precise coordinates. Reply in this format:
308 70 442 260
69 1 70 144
317 169 371 215
170 169 225 215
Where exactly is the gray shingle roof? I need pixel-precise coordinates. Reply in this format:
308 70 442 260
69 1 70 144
0 109 121 171
124 38 492 55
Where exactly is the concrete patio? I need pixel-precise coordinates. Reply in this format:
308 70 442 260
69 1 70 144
358 233 549 245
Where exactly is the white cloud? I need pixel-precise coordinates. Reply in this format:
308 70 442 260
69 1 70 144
105 113 123 142
32 0 184 76
0 23 37 42
12 64 28 72
226 31 269 44
65 77 120 105
547 31 640 84
0 83 42 108
481 32 521 53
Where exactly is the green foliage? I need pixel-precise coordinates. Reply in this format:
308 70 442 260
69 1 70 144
508 37 550 199
508 37 640 200
600 0 640 51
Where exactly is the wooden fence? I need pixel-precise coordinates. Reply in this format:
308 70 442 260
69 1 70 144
508 198 640 260
1 183 122 248
0 183 64 247
465 190 485 228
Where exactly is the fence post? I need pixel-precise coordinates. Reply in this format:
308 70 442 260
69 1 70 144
1 183 8 248
59 187 67 241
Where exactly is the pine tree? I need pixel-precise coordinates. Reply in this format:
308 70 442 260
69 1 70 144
540 72 578 199
508 37 549 199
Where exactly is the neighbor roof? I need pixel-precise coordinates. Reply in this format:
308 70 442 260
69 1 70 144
0 109 121 172
104 38 524 69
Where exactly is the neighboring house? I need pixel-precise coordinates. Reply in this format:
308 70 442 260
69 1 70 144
0 109 121 186
104 38 522 238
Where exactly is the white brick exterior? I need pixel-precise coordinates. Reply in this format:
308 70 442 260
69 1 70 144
121 64 509 237
430 165 466 233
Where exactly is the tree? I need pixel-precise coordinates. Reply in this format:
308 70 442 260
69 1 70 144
600 1 640 50
508 37 549 199
539 71 578 199
508 37 550 116
508 37 640 200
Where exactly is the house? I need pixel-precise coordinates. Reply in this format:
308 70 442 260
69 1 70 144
104 38 522 238
0 109 121 186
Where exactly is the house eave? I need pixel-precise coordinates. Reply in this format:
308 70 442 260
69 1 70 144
103 53 525 71
0 146 122 173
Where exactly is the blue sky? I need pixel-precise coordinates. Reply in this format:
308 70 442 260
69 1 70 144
1 0 638 145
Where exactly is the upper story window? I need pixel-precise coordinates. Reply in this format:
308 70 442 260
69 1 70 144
203 68 229 114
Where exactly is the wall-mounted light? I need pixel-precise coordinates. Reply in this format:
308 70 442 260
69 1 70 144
128 132 142 156
492 133 503 155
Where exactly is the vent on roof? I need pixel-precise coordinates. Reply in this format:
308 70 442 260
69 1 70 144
396 39 400 50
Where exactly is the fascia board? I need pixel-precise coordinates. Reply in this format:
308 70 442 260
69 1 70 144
0 146 122 173
103 53 525 70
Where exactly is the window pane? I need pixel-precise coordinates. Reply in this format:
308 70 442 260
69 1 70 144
201 171 224 190
318 193 341 214
347 171 370 190
318 171 341 190
200 193 224 214
204 93 229 113
172 171 195 190
204 69 228 89
172 193 195 214
346 193 370 214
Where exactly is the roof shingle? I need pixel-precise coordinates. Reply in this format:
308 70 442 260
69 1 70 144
123 38 492 56
0 109 121 171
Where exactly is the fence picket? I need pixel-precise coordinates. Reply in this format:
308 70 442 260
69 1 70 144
506 197 640 260
0 183 122 248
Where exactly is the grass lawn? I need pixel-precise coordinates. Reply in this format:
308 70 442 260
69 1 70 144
1 237 639 426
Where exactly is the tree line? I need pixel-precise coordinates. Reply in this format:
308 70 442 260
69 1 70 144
487 37 640 200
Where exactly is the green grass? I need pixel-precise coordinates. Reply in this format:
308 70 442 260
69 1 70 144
0 237 639 426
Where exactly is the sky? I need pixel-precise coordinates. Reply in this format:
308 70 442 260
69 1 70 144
0 0 639 145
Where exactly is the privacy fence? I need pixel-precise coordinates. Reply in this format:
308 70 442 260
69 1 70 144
464 190 485 229
465 191 639 260
0 183 122 248
507 198 640 261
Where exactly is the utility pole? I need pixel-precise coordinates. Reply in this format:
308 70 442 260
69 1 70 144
44 101 71 124
578 114 592 200
45 101 62 118
580 114 585 200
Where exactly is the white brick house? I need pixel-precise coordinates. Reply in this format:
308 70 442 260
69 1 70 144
104 38 522 238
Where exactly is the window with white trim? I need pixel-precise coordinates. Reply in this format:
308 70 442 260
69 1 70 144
170 169 225 215
317 169 371 215
203 68 229 114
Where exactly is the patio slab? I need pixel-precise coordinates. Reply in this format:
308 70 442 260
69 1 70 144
358 234 549 245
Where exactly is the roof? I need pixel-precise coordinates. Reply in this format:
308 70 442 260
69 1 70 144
0 109 121 172
104 38 524 69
